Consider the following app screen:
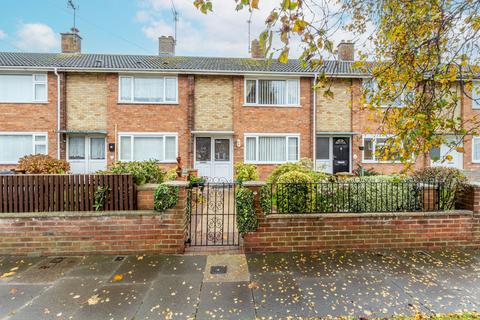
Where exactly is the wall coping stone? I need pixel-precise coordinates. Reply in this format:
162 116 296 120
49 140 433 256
265 210 474 219
0 210 159 219
165 180 189 187
136 183 161 191
243 181 267 187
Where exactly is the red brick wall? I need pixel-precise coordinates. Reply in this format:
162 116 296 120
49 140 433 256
105 74 190 168
243 211 479 253
0 187 188 256
0 72 59 171
461 86 480 171
232 77 313 180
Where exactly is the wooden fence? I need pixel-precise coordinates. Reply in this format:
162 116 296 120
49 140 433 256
0 174 136 213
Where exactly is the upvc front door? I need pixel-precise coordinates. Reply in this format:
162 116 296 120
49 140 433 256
430 136 463 169
315 136 351 174
194 136 233 181
68 136 107 174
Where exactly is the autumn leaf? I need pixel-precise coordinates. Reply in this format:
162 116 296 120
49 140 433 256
248 281 259 289
111 274 123 282
87 294 100 305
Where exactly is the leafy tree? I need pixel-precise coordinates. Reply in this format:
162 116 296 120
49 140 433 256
193 0 480 169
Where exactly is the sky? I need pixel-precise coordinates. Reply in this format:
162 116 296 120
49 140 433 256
0 0 286 57
0 0 364 58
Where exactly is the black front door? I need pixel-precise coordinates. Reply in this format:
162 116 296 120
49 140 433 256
333 137 350 173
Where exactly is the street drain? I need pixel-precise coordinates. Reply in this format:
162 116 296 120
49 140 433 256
49 257 65 264
114 256 125 262
210 265 227 274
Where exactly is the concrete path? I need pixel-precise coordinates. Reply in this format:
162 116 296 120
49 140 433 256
0 249 479 319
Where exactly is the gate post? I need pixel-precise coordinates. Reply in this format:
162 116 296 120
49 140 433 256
163 180 190 253
242 181 267 217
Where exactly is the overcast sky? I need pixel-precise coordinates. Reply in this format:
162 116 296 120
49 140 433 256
0 0 356 58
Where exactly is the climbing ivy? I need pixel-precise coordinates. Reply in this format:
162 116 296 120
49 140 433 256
154 184 179 212
235 187 257 236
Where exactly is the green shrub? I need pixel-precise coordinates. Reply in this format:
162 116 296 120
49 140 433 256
260 185 273 214
165 168 178 181
276 171 314 213
353 163 379 177
18 154 70 174
154 184 179 212
104 160 166 185
236 187 257 235
234 163 259 182
413 167 467 210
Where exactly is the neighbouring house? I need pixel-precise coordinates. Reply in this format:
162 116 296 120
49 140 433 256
0 32 479 180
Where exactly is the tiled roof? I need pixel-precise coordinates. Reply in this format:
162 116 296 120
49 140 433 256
0 52 366 76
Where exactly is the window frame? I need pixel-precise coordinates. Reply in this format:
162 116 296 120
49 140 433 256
362 78 411 109
243 78 301 107
362 134 401 164
0 132 48 164
118 75 178 104
472 136 480 163
117 132 178 163
472 80 480 110
244 133 300 164
0 73 48 103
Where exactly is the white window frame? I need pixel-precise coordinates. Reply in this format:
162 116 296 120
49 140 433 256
244 78 301 107
362 78 411 108
472 80 480 110
362 134 401 164
118 132 178 163
472 136 480 163
0 73 48 103
0 132 48 164
118 75 178 104
244 133 300 164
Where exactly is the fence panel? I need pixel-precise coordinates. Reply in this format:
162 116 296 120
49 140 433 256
0 174 135 213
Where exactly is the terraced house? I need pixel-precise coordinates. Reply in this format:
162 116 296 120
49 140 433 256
0 32 479 180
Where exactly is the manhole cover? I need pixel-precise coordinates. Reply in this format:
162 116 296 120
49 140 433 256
210 265 227 274
49 257 65 264
114 256 125 262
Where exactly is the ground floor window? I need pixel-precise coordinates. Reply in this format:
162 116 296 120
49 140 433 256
118 133 177 162
473 137 480 163
245 134 299 164
0 133 47 164
362 135 400 163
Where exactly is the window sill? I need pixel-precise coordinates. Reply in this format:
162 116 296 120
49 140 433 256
362 160 401 164
118 160 177 164
245 161 299 165
0 101 49 105
243 104 301 108
117 101 179 105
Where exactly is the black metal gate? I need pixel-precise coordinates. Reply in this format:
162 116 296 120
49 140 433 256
186 182 239 246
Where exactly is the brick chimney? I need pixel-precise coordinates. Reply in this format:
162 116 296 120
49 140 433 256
337 41 354 61
159 36 175 56
250 39 265 59
61 33 82 54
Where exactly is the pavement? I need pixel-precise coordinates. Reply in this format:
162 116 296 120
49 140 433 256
0 249 479 319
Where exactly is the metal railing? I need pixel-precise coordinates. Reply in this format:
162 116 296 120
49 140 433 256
262 180 456 214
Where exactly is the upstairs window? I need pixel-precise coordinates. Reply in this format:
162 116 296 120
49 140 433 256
473 81 480 109
473 137 480 163
245 79 300 106
119 76 177 103
363 79 412 107
0 74 47 103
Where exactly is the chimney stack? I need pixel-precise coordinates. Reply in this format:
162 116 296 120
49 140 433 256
337 41 354 61
250 39 265 59
61 32 82 54
159 36 175 56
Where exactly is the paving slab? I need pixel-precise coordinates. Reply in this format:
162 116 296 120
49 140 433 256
65 255 124 279
0 257 45 283
107 255 163 284
196 282 255 320
12 257 81 284
6 277 104 320
203 254 249 283
158 255 206 276
71 283 149 320
134 274 203 320
0 284 49 319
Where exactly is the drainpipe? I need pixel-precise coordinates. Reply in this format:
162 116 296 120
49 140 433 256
54 68 61 160
312 73 318 171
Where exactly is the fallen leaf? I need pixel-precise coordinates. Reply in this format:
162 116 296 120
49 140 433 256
0 272 16 279
87 294 100 305
248 282 259 289
111 274 123 282
10 288 17 295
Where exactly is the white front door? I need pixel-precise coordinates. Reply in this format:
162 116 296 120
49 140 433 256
431 136 464 169
194 136 233 181
68 136 107 174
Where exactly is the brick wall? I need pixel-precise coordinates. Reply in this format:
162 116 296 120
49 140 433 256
0 72 59 171
194 76 233 131
461 84 480 171
316 78 352 132
66 73 108 131
0 185 188 256
243 211 479 253
232 77 313 180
